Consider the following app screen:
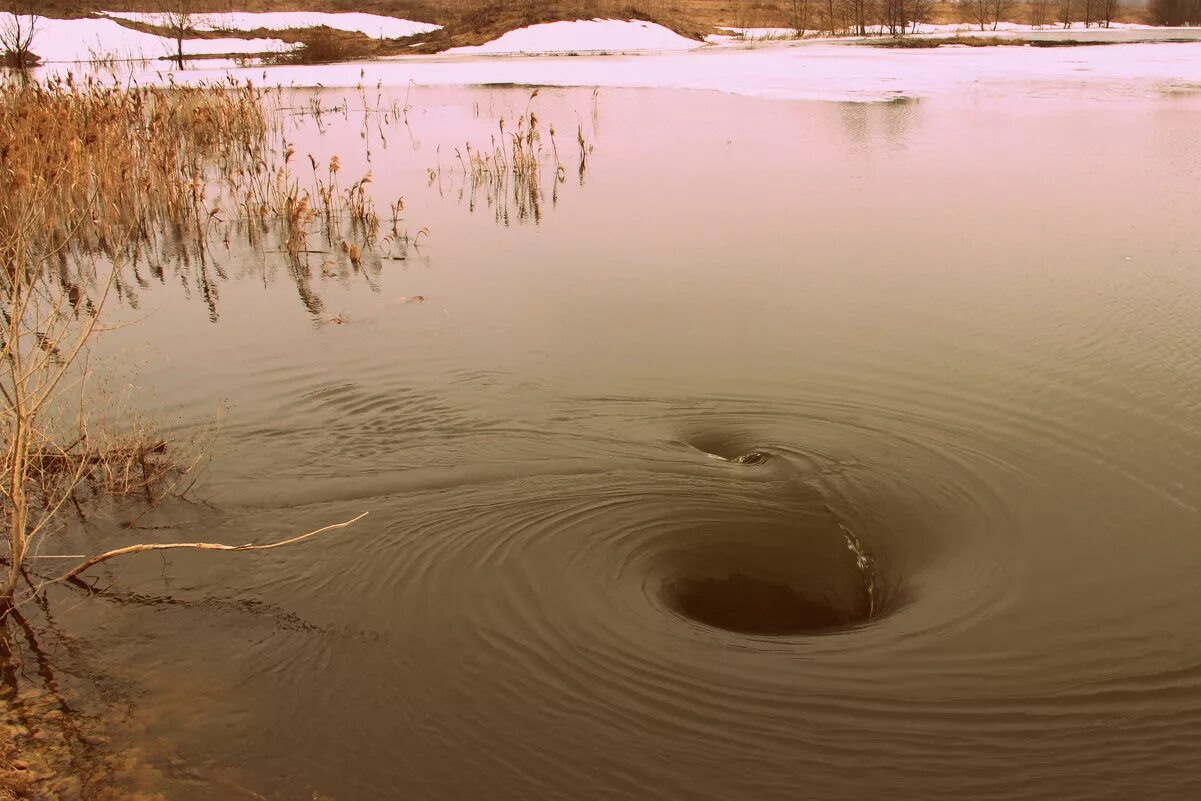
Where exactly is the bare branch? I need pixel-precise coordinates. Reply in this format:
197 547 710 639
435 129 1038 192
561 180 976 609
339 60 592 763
55 511 368 584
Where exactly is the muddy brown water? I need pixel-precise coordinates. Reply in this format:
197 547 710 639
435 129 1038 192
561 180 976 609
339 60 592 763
19 84 1201 799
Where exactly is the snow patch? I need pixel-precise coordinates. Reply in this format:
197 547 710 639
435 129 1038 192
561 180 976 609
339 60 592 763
445 19 701 56
1 15 294 62
101 11 440 39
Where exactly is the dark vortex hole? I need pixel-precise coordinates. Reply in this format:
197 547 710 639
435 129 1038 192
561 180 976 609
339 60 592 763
666 572 870 636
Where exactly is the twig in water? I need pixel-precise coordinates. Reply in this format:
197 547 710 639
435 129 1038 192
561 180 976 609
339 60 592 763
54 512 368 585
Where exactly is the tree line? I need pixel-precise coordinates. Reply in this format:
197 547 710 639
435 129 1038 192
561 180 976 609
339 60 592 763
1151 0 1201 24
760 0 1136 35
784 0 937 35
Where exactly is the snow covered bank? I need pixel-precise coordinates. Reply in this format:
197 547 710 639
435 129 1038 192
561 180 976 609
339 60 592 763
2 15 293 62
444 20 701 56
101 11 440 39
134 39 1201 104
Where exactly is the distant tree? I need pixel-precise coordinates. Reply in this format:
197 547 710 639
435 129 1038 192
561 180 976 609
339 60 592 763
791 0 814 36
881 0 929 35
1031 0 1053 27
1059 0 1074 28
840 0 874 34
883 0 908 34
968 0 990 30
0 1 40 68
158 0 207 64
989 0 1015 29
824 0 838 33
969 0 1013 30
910 0 934 30
1098 0 1119 26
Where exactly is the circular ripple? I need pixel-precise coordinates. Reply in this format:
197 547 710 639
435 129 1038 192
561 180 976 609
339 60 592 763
234 404 1029 801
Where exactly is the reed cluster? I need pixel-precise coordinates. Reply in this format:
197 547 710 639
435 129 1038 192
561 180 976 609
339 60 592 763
0 75 267 267
0 74 395 272
437 96 593 226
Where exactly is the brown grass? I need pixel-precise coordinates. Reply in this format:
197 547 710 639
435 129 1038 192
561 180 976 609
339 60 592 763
0 77 270 259
0 76 388 264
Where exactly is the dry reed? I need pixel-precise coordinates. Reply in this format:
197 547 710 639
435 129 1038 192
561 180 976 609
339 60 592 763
433 92 594 226
0 75 383 610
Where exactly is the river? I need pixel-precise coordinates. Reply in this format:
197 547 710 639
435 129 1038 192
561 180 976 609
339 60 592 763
21 75 1201 799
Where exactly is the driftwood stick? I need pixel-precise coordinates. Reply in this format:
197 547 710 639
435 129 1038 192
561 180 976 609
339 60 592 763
56 512 368 583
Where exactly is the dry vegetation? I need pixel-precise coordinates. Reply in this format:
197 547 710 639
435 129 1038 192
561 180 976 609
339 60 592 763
0 76 383 617
429 92 594 225
0 72 393 795
0 78 271 617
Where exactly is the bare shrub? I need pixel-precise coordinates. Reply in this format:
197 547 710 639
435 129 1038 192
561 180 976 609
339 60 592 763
156 0 210 63
0 3 40 68
288 26 363 64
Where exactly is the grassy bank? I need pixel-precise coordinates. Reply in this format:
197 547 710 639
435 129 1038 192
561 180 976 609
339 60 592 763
21 1 1163 62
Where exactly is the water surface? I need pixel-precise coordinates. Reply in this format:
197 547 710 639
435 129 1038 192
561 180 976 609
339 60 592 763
28 83 1201 799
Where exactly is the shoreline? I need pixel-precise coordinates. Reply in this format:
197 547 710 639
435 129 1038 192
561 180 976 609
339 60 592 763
25 36 1199 107
4 8 1199 64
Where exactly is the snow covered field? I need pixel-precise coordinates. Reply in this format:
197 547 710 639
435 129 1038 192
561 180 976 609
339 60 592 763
9 13 1201 104
130 38 1201 104
101 11 440 39
1 14 295 62
445 20 700 55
